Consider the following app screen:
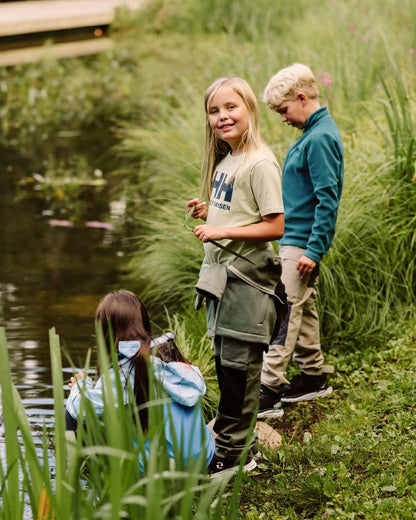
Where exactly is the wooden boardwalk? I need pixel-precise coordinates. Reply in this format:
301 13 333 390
0 0 148 66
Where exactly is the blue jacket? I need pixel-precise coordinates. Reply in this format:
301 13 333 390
66 334 215 467
279 106 344 262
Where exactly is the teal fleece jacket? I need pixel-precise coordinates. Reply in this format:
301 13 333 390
279 106 344 263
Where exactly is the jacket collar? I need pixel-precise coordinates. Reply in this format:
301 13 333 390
303 105 328 132
118 332 175 358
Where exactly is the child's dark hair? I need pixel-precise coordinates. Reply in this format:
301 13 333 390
155 337 188 363
96 289 152 352
95 289 188 431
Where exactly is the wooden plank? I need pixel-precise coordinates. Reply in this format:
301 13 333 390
0 0 147 37
0 37 113 66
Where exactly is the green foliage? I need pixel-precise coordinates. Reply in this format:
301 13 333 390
0 48 142 153
238 321 416 519
0 328 22 519
113 0 312 40
2 0 416 516
0 326 243 519
186 0 312 41
165 307 218 418
110 0 416 348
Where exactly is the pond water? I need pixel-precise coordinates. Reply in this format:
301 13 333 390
0 140 128 436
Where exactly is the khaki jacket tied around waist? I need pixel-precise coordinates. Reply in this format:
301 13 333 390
195 249 286 347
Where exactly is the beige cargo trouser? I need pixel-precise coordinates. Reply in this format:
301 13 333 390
261 245 331 391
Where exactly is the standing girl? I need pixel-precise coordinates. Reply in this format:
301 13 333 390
65 289 215 468
186 77 285 476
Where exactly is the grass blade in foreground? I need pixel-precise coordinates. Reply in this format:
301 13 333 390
67 325 245 519
49 327 72 519
0 327 21 519
0 325 247 518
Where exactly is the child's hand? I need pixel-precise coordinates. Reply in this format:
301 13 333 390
68 372 85 388
186 198 208 221
194 224 225 242
297 255 317 279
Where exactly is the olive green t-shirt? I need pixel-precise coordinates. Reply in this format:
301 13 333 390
203 147 284 265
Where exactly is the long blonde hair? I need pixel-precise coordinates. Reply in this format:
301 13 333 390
200 77 265 200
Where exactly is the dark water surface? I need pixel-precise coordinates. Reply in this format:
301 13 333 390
0 143 127 434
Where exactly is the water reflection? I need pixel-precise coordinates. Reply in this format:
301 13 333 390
0 145 125 439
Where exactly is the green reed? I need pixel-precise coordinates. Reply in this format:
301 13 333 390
0 328 21 519
114 0 416 351
0 325 245 519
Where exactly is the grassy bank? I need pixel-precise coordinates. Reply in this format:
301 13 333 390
239 321 416 519
1 0 414 336
1 0 416 517
110 1 416 517
1 320 415 518
113 0 416 348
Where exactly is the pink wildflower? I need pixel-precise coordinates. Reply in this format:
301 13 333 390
409 49 415 56
324 72 331 88
349 22 355 31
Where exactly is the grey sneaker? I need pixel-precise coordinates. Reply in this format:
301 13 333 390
280 373 333 403
257 384 284 419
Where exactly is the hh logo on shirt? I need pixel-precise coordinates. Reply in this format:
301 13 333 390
210 171 234 211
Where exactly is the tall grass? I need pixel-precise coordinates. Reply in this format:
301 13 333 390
319 47 416 343
1 0 416 517
115 0 416 349
186 0 311 41
0 326 245 519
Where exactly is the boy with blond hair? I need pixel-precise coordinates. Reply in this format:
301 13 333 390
258 63 344 418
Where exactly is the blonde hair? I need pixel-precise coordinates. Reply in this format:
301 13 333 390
200 77 265 200
262 63 319 111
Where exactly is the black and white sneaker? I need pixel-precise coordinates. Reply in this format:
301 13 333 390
280 373 333 403
257 384 285 419
208 454 257 478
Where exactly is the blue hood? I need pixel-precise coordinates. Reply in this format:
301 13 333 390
118 333 206 407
